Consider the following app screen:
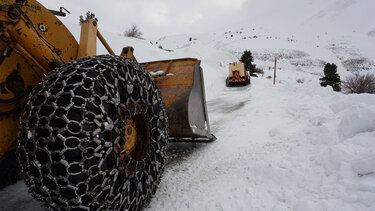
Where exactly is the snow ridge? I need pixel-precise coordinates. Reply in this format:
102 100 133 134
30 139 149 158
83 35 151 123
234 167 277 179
310 0 357 19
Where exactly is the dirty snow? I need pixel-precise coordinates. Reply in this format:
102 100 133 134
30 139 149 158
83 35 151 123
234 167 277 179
1 0 375 210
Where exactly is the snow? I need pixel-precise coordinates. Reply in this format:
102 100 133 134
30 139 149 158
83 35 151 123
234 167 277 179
144 72 375 210
337 103 375 141
1 0 375 210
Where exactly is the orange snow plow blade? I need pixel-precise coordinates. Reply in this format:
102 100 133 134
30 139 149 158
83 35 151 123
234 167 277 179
143 58 215 141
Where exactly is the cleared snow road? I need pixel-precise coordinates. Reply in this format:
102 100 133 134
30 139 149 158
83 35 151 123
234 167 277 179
145 76 333 211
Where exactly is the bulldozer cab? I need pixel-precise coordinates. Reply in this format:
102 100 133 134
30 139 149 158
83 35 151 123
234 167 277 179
229 62 247 77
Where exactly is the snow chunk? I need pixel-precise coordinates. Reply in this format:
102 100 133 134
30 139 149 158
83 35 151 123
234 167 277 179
190 124 197 133
103 121 114 130
337 105 375 141
269 128 279 137
322 144 356 176
150 70 165 77
27 131 32 139
330 94 375 114
293 199 320 211
351 151 375 176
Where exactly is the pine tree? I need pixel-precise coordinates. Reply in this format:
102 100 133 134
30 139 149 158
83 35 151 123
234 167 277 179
320 63 341 91
240 50 256 74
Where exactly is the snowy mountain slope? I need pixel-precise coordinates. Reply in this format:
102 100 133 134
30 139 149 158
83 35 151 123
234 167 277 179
307 0 359 26
153 22 375 78
1 1 375 210
305 0 375 34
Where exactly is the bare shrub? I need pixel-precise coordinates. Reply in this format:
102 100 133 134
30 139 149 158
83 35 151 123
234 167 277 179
124 24 144 39
342 73 375 94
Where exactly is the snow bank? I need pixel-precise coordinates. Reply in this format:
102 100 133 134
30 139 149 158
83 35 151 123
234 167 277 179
337 105 375 141
330 94 375 141
312 93 375 210
330 94 375 114
329 94 375 177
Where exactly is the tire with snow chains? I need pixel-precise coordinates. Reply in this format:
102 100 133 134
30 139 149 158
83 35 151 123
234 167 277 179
225 77 231 87
17 55 169 210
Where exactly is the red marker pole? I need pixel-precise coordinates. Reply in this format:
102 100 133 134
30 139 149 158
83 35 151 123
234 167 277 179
273 57 277 85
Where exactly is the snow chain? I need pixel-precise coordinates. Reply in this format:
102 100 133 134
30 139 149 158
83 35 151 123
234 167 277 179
17 55 169 210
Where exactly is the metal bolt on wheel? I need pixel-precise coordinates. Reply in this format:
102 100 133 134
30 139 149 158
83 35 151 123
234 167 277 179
17 55 168 210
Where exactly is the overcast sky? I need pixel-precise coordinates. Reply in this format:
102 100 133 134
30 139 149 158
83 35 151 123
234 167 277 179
37 0 373 38
38 0 251 38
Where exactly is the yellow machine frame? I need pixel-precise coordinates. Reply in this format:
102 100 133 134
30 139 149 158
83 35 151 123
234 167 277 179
0 0 213 159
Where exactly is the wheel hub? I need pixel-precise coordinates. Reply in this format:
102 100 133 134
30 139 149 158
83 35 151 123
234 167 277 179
117 118 137 159
113 104 151 173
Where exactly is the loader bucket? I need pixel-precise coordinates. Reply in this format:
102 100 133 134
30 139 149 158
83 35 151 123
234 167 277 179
143 58 215 141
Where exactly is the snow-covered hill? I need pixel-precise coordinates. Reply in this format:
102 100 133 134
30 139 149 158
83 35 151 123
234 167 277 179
1 0 375 210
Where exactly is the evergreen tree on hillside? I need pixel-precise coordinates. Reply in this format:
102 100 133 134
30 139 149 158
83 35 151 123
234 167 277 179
320 63 341 91
240 50 256 75
79 11 97 25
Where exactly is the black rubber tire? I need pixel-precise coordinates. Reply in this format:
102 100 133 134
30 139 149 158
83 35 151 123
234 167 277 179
0 147 20 189
226 78 232 87
18 55 168 210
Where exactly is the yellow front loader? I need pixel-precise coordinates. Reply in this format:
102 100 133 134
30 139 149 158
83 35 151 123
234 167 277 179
225 62 250 87
0 0 215 210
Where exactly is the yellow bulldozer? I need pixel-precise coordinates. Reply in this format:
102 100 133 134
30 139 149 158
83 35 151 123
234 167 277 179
0 0 215 210
225 62 250 87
